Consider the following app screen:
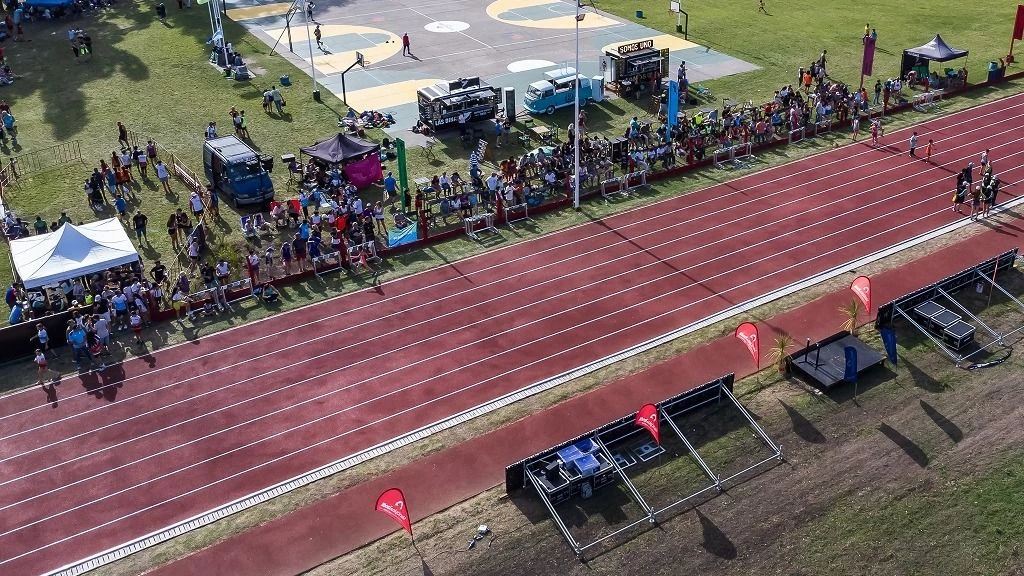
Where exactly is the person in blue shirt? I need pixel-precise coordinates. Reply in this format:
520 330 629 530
114 194 128 219
106 169 118 195
8 300 24 325
383 171 397 201
298 219 310 241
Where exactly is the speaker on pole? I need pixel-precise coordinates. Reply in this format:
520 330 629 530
503 87 516 121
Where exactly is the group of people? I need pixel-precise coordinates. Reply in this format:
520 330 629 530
952 151 1000 219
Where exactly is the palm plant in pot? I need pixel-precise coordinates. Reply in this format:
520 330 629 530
766 331 796 374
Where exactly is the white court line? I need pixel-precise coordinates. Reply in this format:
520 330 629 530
9 158 1024 553
3 109 1019 454
15 96 1024 573
0 93 1018 429
405 5 493 50
7 136 1024 506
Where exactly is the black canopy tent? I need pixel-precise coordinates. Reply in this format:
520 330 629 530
300 133 380 165
901 34 969 78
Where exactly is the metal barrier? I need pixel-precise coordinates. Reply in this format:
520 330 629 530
312 250 345 277
348 241 381 271
813 119 832 136
712 146 733 168
0 157 18 201
9 140 83 174
464 212 497 240
913 91 941 111
600 177 625 200
620 170 647 192
504 202 529 229
787 127 805 144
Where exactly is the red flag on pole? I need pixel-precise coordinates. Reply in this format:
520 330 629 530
734 322 759 369
634 403 660 445
850 275 872 313
862 36 876 77
1014 5 1024 40
375 488 412 535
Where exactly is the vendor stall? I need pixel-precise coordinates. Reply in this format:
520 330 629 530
300 133 382 189
416 77 501 130
600 39 670 98
900 34 969 88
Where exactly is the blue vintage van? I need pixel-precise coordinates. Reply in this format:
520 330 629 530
203 135 275 207
523 68 600 115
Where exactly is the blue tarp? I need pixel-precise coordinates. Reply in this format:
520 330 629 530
387 224 418 248
23 0 74 6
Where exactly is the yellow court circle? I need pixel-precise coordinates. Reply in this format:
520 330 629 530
486 0 617 29
226 2 292 21
262 24 403 72
344 79 445 112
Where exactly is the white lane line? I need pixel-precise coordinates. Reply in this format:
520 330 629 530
8 165 1023 554
4 119 1020 469
1 95 1017 429
6 140 1024 511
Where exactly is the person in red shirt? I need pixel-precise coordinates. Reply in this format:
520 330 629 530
402 33 411 57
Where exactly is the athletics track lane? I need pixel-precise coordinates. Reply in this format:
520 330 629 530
0 92 1022 575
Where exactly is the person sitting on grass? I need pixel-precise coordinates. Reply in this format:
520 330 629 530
260 282 279 303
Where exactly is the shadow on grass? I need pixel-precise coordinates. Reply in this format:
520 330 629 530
878 423 929 468
919 399 964 443
696 508 737 560
779 400 826 444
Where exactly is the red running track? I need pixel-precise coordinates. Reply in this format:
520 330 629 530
2 92 1023 575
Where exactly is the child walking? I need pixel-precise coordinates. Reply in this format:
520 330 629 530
925 139 933 162
34 348 59 388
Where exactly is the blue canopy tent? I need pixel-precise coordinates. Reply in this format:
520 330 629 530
900 34 969 79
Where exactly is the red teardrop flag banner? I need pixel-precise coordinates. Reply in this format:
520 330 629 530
375 488 412 536
734 322 759 369
635 403 660 445
851 275 871 314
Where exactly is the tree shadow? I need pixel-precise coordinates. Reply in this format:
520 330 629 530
696 509 737 560
919 399 963 443
878 423 929 468
779 400 826 444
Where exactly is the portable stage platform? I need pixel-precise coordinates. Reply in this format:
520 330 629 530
505 374 783 559
876 249 1023 368
789 332 885 389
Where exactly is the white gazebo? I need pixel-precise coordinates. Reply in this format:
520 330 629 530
10 218 139 288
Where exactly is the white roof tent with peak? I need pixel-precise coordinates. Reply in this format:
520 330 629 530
9 218 139 289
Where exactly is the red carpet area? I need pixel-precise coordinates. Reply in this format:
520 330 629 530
1 93 1023 575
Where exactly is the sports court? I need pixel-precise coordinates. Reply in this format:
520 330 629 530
224 0 758 130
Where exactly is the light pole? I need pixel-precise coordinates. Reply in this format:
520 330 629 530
302 0 321 101
573 2 584 209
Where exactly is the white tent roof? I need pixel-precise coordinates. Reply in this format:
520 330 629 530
10 218 139 289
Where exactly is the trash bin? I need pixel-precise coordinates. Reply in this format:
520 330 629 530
279 75 291 86
988 67 1005 83
635 9 644 18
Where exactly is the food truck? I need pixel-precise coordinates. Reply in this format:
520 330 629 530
523 67 601 115
416 77 501 130
600 39 670 98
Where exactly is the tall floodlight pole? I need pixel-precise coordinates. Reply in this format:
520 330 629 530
302 0 320 100
573 3 583 209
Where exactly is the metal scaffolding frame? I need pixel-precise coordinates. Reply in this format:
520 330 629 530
877 249 1023 367
506 374 783 559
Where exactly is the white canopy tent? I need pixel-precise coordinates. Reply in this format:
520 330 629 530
10 218 139 289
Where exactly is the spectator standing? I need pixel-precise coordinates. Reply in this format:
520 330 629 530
136 146 149 178
908 131 918 157
92 314 111 356
30 322 55 357
980 149 989 168
155 160 172 194
281 240 293 275
314 24 323 49
246 248 261 283
166 214 180 251
402 33 411 57
117 121 130 148
292 232 308 271
114 193 128 219
129 309 144 345
67 320 103 371
189 190 205 221
132 210 149 244
270 86 284 115
205 122 217 140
